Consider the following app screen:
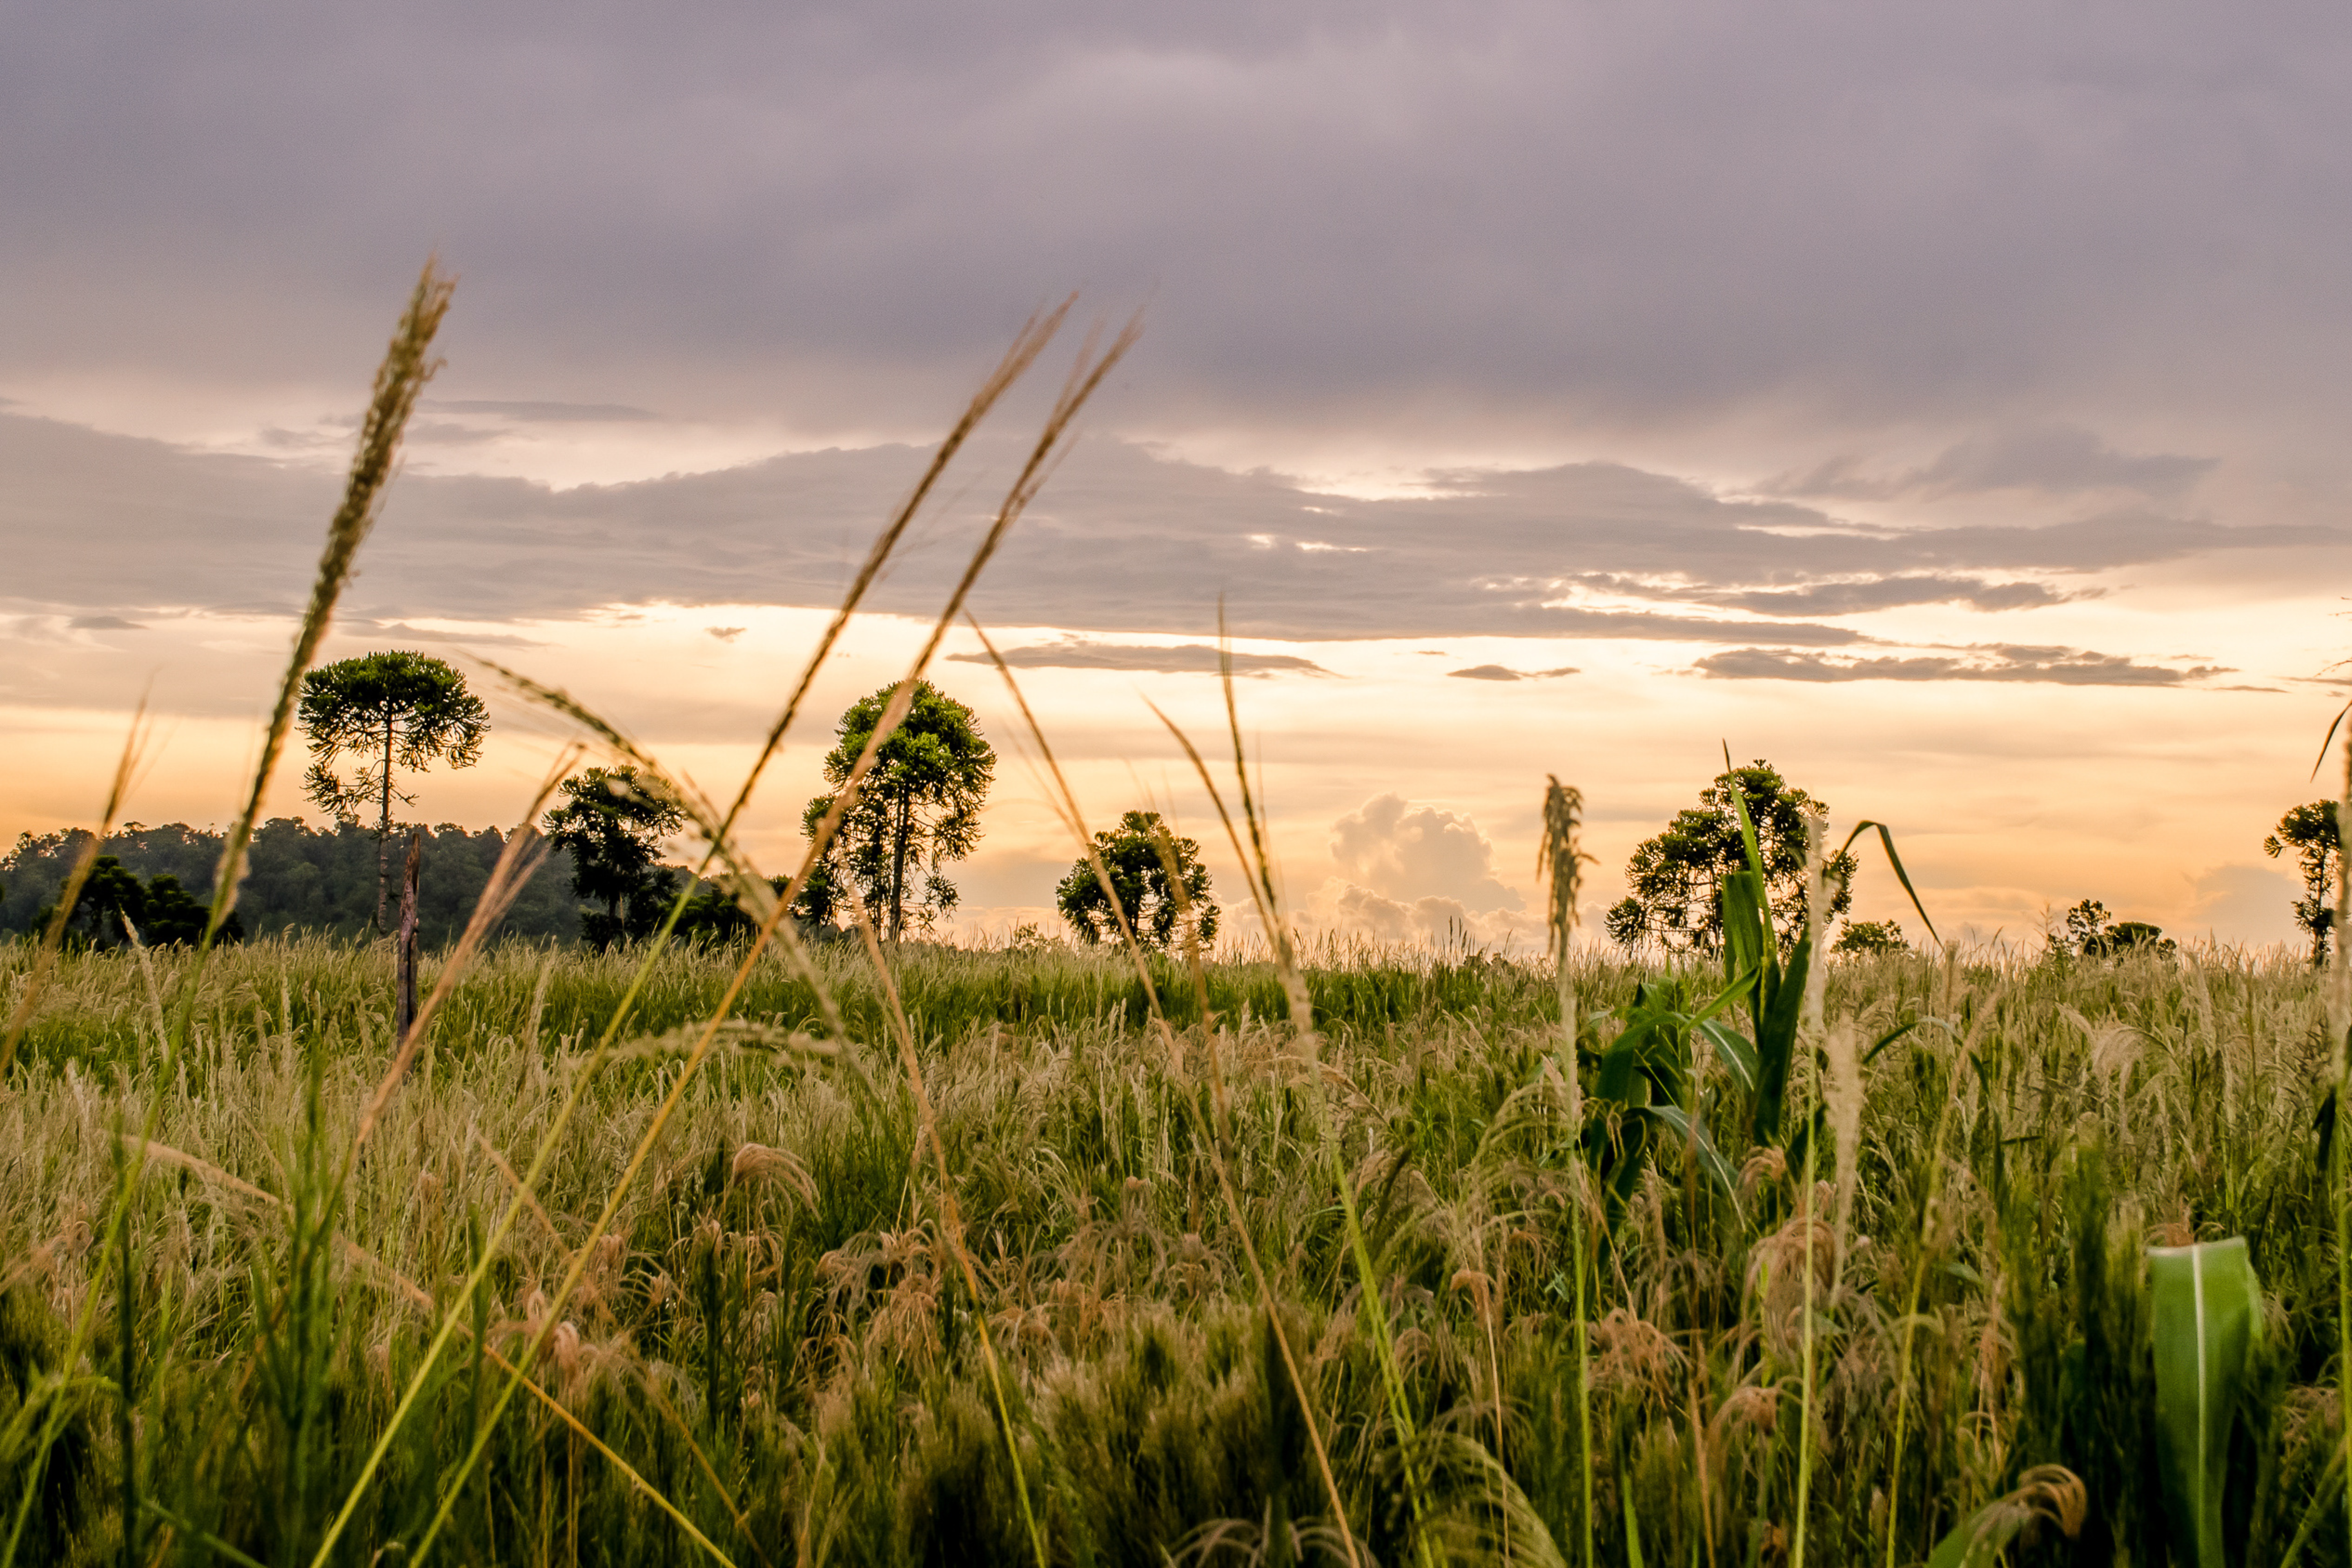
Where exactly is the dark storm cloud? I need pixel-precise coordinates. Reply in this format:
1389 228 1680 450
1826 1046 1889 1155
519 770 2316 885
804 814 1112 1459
2 415 2336 645
1693 645 2233 686
3 2 2350 462
944 640 1330 675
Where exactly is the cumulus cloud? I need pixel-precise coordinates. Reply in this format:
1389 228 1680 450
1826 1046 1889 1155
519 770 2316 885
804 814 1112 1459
1692 644 2232 686
1329 793 1522 912
2182 863 2304 947
944 638 1330 675
1301 880 1534 949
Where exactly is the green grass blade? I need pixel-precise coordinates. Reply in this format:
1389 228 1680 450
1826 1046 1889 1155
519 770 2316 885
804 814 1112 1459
1833 820 1942 950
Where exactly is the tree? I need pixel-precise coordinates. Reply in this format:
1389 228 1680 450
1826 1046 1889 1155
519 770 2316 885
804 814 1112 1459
1833 919 1907 957
31 857 241 950
2264 800 2339 965
298 650 489 931
799 681 995 941
1604 760 1856 952
1055 811 1220 950
541 766 686 949
2060 898 2176 960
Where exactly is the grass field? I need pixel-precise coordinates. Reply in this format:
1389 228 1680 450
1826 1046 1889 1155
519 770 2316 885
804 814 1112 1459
1 933 2345 1566
7 265 2348 1568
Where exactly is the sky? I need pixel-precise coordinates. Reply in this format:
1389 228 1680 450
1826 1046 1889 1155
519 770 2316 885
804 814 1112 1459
5 2 2351 950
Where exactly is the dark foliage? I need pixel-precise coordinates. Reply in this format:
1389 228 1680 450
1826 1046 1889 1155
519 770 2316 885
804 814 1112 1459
1604 760 1856 951
2263 800 2338 964
541 766 686 949
0 820 579 946
800 681 995 941
1055 810 1219 950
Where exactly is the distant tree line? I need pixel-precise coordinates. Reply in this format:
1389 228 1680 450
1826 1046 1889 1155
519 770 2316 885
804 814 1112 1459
0 819 583 947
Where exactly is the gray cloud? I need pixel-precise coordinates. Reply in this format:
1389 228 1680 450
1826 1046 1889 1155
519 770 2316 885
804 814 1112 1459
1771 426 2218 503
3 3 2351 499
4 415 2334 657
1694 644 2233 686
943 639 1330 675
430 400 660 423
67 614 144 630
1447 664 1577 681
1568 572 2087 616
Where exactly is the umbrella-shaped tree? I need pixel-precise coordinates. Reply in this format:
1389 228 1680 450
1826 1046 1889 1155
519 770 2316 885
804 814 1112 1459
298 650 489 930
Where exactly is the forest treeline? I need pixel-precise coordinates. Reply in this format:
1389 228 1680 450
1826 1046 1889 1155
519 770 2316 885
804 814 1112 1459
0 819 584 946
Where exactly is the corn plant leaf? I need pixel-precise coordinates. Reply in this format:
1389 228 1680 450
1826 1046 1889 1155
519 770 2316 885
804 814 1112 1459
1697 1018 1758 1096
1751 927 1811 1146
1635 1104 1743 1226
1833 820 1942 949
2149 1236 2264 1568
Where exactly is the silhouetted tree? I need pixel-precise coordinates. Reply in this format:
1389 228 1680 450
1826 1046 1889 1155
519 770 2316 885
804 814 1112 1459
1833 919 1907 957
2264 800 2339 965
1604 760 1855 952
298 650 489 930
1055 811 1219 950
541 766 685 949
2060 898 2176 959
800 681 994 941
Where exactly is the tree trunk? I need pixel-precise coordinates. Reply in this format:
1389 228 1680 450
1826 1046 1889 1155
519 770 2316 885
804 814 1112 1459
374 716 396 933
394 829 422 1049
888 792 911 942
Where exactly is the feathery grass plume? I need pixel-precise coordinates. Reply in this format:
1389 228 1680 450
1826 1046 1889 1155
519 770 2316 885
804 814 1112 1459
1791 811 1827 1568
306 303 1084 1563
968 616 1364 1566
199 259 456 969
1824 1018 1863 1296
392 314 1140 1568
0 697 151 1081
1535 776 1595 1568
3 263 451 1568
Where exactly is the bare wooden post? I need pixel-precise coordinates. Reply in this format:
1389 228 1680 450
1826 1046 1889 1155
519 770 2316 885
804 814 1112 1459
394 829 422 1049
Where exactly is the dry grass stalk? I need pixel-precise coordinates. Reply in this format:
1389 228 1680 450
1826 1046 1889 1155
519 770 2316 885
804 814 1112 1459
396 316 1140 1568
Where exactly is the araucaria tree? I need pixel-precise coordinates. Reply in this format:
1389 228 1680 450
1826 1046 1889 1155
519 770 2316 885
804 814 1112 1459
298 650 489 930
541 766 686 949
1604 759 1855 951
1056 810 1219 950
800 680 994 941
2264 800 2339 965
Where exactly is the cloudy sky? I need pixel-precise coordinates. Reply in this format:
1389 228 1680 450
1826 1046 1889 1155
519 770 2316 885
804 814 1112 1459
6 2 2351 948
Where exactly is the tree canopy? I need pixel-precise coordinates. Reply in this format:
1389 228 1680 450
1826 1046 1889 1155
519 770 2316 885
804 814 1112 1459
2263 800 2338 965
1604 760 1856 951
798 681 995 941
3 820 577 946
540 766 686 949
298 650 490 929
1055 811 1219 951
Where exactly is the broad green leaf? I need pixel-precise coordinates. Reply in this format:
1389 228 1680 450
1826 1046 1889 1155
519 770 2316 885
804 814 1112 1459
1635 1103 1743 1226
2149 1236 2264 1568
1696 1018 1758 1095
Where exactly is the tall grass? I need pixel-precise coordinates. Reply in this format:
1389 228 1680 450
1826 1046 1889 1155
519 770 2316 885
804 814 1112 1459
7 266 2351 1568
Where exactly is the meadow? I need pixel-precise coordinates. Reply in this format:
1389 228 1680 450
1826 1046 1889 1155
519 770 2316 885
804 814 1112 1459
6 264 2350 1567
0 934 2344 1566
